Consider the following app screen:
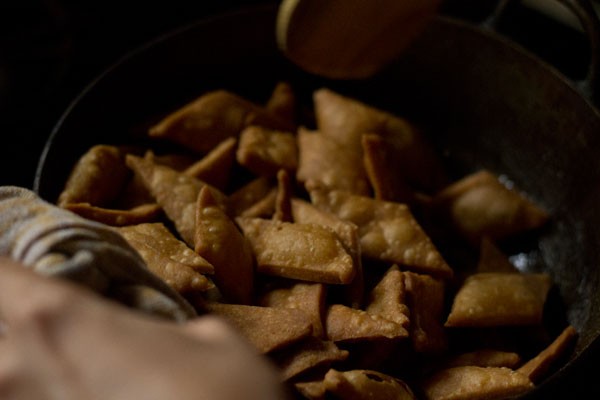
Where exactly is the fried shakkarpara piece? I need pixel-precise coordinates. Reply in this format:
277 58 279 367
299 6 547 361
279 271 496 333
195 186 254 304
477 237 519 273
266 81 296 124
148 90 294 153
421 366 533 400
310 189 453 279
273 337 349 381
63 203 162 227
227 176 274 216
324 369 416 400
118 223 214 294
362 133 415 204
291 198 364 308
442 349 522 369
445 272 552 328
205 302 313 353
366 265 410 330
273 169 293 222
183 137 237 190
313 88 446 192
58 144 131 207
259 281 327 338
294 380 327 400
518 325 577 383
325 304 408 342
125 154 227 247
404 272 447 353
236 125 298 177
239 189 277 218
296 127 371 196
236 217 355 284
433 170 549 243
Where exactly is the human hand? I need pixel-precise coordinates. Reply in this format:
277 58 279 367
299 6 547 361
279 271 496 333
0 257 287 400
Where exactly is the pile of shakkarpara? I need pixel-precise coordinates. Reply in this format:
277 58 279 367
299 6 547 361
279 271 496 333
55 82 576 400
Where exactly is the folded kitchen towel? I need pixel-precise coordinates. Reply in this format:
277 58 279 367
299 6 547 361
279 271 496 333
0 186 196 321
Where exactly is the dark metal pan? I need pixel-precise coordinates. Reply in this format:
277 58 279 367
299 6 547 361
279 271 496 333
34 1 600 398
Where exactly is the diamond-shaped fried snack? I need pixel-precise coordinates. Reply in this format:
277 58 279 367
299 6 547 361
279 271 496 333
296 127 371 196
195 186 254 305
314 88 446 192
445 272 552 328
125 154 227 247
148 90 294 153
206 302 313 353
266 81 296 124
58 145 131 207
236 126 298 177
310 190 452 279
183 137 237 190
239 189 277 218
404 272 447 353
362 133 415 204
477 237 519 273
273 337 349 381
118 223 214 294
433 170 549 243
294 380 327 400
518 325 577 383
324 369 416 400
236 217 355 284
421 366 533 400
366 265 410 330
227 176 274 216
443 349 521 369
273 169 293 223
325 304 408 342
258 281 326 338
63 203 162 227
291 198 364 308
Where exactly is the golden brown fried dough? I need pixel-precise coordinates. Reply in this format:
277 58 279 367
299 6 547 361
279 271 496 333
324 369 416 400
206 302 313 353
227 176 274 216
404 272 447 353
64 203 162 226
148 90 293 153
274 337 349 381
311 190 452 279
443 349 521 369
421 366 533 400
477 237 519 273
266 81 296 124
291 198 364 308
296 127 371 195
126 154 227 246
314 88 446 192
445 272 552 328
236 126 298 177
362 133 415 204
195 187 254 304
518 325 577 383
183 137 237 190
259 281 326 338
366 265 410 330
236 217 355 284
325 304 408 343
58 144 131 207
433 170 549 243
118 223 215 294
294 380 327 400
273 169 293 223
239 189 277 218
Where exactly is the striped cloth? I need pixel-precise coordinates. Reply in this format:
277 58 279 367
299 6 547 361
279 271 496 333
0 186 196 321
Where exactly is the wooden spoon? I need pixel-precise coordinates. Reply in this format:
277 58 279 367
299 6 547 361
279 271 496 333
276 0 442 79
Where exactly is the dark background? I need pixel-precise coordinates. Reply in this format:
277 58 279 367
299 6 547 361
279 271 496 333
0 0 598 397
